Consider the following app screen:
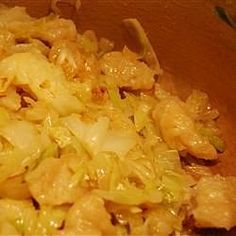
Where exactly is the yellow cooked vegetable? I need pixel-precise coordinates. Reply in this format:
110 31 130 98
0 4 232 236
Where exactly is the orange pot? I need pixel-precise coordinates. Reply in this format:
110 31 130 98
0 0 235 234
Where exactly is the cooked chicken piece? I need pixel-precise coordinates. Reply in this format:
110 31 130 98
25 158 79 205
193 175 236 230
145 208 179 236
59 194 115 235
99 48 155 90
153 98 217 160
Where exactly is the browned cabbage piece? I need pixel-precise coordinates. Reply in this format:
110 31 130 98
193 175 236 230
153 98 217 160
99 47 155 90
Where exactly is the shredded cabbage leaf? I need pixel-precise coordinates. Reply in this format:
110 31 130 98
0 4 230 236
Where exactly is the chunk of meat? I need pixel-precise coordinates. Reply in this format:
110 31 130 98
145 208 180 236
153 98 217 160
59 194 115 235
193 175 236 230
25 158 79 205
99 48 155 90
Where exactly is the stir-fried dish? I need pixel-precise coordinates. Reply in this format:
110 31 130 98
0 4 235 236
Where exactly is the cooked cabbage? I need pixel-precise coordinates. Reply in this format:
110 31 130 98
0 4 231 236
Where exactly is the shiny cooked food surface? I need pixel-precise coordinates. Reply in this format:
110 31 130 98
0 4 235 236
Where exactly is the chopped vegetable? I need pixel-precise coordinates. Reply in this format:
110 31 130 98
0 4 231 235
